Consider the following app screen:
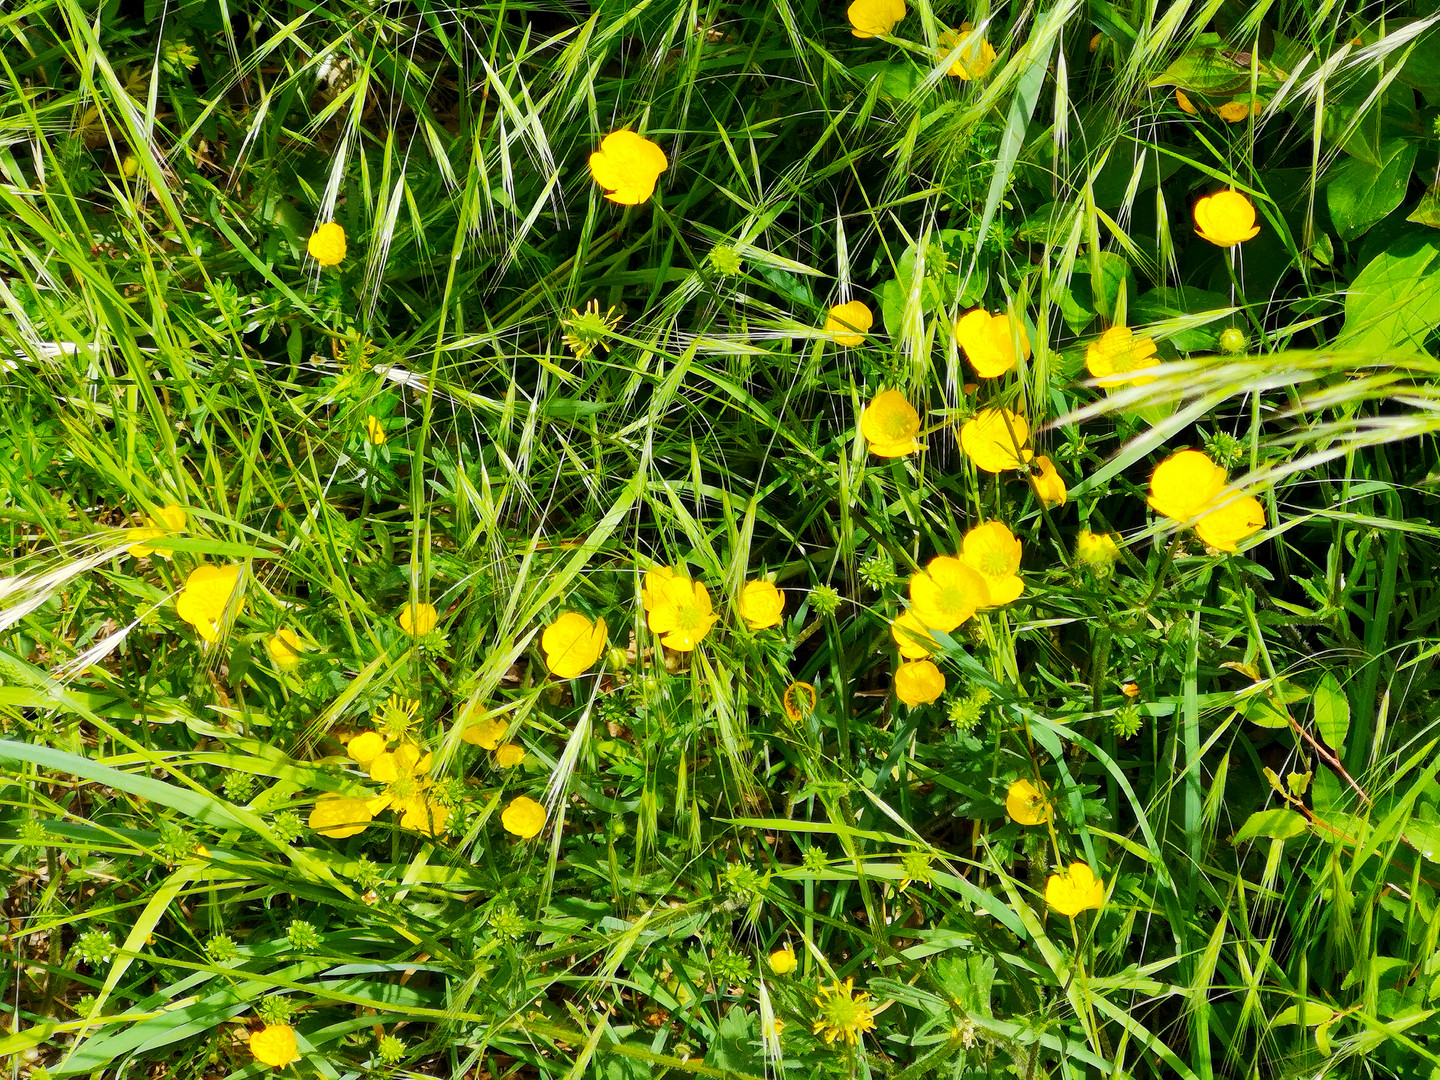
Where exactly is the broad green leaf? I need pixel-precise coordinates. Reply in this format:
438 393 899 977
1234 808 1309 843
1272 1002 1338 1028
1407 186 1440 228
1339 229 1440 354
1405 818 1440 864
1147 48 1251 95
1313 672 1350 750
1327 138 1418 242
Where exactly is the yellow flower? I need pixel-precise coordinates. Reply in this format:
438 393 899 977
176 564 242 643
309 734 448 839
1193 190 1261 248
1076 530 1122 570
461 715 508 750
847 0 905 38
266 628 304 671
895 659 945 706
812 978 877 1044
860 389 921 457
955 309 1029 377
250 1023 301 1068
909 555 988 632
824 300 874 346
891 610 938 659
494 743 526 768
307 222 347 267
1175 89 1200 114
1045 861 1106 917
643 567 717 651
588 129 668 205
769 945 797 975
1006 778 1051 825
960 407 1034 472
782 681 817 723
1194 495 1266 551
542 611 608 678
308 792 379 839
961 521 1023 606
1147 449 1226 522
1029 456 1067 507
1084 325 1159 387
126 504 187 558
937 24 996 80
398 601 438 636
1217 97 1262 122
1148 449 1265 552
738 579 785 630
502 795 546 838
364 415 387 445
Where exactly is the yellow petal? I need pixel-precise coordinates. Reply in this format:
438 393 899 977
308 794 374 839
250 1024 301 1068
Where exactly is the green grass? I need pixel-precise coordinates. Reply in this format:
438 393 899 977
5 0 1440 1077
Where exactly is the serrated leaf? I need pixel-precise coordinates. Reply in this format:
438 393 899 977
1147 48 1251 95
1234 808 1309 843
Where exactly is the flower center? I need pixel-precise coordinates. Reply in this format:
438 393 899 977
672 602 704 631
387 777 418 802
979 548 1011 578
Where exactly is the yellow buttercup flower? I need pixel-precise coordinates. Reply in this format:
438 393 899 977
266 628 304 671
954 309 1029 377
309 731 448 839
1045 861 1106 917
176 564 242 643
909 555 988 632
812 978 877 1044
894 659 945 706
502 795 546 838
398 601 438 636
461 714 508 750
769 945 797 975
250 1023 301 1068
542 611 608 678
643 567 717 651
126 504 187 558
494 743 526 768
860 389 921 457
960 407 1034 472
1084 325 1159 387
824 300 874 346
1148 450 1226 522
364 415 387 445
1006 778 1051 825
1148 449 1264 552
1076 529 1122 570
1194 495 1266 551
1029 456 1067 507
307 222 347 267
961 521 1023 606
891 610 938 659
1193 190 1261 247
738 579 785 630
1217 97 1262 122
588 129 668 205
937 24 996 80
782 681 817 723
847 0 905 38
